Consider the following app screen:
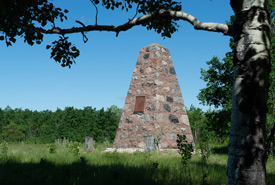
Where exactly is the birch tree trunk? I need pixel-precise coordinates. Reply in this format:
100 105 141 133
228 0 271 184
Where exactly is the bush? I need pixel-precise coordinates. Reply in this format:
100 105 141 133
66 142 82 155
46 143 57 154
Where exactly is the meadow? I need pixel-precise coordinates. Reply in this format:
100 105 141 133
0 142 275 185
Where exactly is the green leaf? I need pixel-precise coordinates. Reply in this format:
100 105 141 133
71 46 77 51
10 37 16 43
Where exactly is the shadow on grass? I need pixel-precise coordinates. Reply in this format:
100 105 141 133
0 156 274 185
267 173 275 185
211 145 228 155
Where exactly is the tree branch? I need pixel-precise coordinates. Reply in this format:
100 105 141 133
90 0 98 25
12 9 233 36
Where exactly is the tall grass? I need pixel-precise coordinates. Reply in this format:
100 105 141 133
0 142 274 185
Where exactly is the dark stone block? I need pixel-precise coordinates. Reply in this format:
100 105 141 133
137 61 142 65
146 47 150 52
140 68 144 73
169 115 179 123
147 81 153 86
163 104 171 112
169 67 176 75
143 54 150 59
167 96 173 103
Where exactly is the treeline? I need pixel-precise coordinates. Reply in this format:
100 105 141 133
0 105 122 143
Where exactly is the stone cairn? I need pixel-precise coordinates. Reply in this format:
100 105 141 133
113 43 193 150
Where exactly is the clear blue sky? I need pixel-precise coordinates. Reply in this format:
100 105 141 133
0 0 233 111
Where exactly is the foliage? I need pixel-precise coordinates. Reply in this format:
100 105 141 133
0 0 73 67
46 35 80 68
0 122 24 142
196 16 234 144
197 126 212 185
204 109 230 143
0 0 68 46
197 53 233 143
92 0 181 38
187 105 206 144
267 2 275 135
197 55 233 109
46 143 57 154
0 0 183 67
177 134 193 167
0 105 121 143
0 141 8 156
199 141 211 185
107 105 122 124
176 134 193 183
1 1 273 183
186 105 212 183
66 142 82 156
198 10 275 146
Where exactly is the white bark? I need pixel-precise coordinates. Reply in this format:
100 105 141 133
7 2 272 184
228 0 270 184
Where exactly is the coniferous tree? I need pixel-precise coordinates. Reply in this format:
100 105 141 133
0 0 272 183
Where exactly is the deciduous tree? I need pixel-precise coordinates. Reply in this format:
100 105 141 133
0 0 272 184
197 53 233 143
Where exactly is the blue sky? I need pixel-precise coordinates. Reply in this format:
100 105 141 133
0 0 233 111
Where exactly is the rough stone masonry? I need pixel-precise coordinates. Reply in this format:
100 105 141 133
113 43 193 149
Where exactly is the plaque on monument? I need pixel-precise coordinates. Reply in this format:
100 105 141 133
134 96 145 114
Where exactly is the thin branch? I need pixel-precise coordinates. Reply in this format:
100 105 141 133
11 9 233 36
131 3 141 20
90 0 98 25
76 20 88 43
75 20 86 27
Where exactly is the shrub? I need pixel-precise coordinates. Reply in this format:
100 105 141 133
46 143 57 154
66 142 81 155
177 134 193 183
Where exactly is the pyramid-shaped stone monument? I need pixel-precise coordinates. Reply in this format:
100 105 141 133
113 44 193 149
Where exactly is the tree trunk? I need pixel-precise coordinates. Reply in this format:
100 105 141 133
228 0 271 184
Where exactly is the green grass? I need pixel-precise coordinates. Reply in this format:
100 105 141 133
0 143 274 185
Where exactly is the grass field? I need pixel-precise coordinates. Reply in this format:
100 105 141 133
0 142 274 185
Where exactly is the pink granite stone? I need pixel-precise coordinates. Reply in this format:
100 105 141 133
113 43 194 149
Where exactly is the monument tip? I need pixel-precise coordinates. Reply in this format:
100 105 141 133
147 43 164 47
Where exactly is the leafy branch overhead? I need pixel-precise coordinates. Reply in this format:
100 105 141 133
46 36 80 68
0 0 232 67
0 0 68 46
